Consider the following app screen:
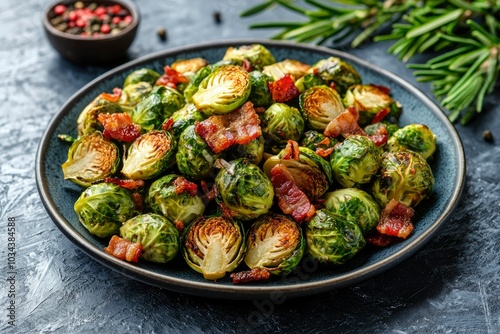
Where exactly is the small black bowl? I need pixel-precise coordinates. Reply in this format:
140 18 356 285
43 0 140 64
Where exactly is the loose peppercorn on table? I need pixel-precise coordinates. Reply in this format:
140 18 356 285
4 0 500 333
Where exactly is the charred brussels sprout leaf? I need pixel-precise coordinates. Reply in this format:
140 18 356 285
330 135 381 188
183 215 245 280
176 125 220 180
222 44 276 71
248 71 273 107
365 121 400 139
299 85 344 131
74 182 136 238
215 158 274 220
168 103 206 139
77 95 122 136
120 213 179 263
171 57 209 76
324 188 381 235
121 130 176 180
307 57 362 95
123 68 161 87
386 124 437 160
344 84 402 126
306 209 366 265
300 130 338 154
148 174 205 225
260 103 305 154
244 214 305 275
263 146 333 199
192 65 251 115
62 132 119 187
371 150 434 208
262 59 310 81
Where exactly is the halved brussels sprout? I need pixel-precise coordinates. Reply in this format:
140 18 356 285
215 158 274 221
294 73 326 93
148 174 205 225
227 135 265 165
192 65 251 115
248 71 273 107
323 188 381 235
176 125 220 180
386 124 437 160
131 86 185 132
262 59 310 81
260 103 305 154
364 121 400 139
118 82 153 111
123 68 161 87
121 130 176 180
263 146 333 200
300 130 338 154
343 84 402 126
167 103 206 139
371 150 434 208
244 213 305 275
183 215 246 280
74 182 136 238
330 135 381 188
306 209 366 265
171 57 209 76
62 132 119 187
183 65 214 103
299 85 344 131
222 44 276 71
120 213 179 263
77 95 123 136
307 57 362 95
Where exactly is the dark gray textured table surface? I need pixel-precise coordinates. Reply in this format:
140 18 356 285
1 0 499 333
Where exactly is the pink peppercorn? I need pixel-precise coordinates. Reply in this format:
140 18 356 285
100 24 111 34
53 5 67 16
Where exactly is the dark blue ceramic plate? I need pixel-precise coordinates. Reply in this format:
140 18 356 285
36 40 465 299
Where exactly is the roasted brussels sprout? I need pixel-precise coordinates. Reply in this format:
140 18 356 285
131 86 185 132
262 59 310 81
227 135 265 165
300 130 338 154
215 158 274 220
62 132 119 187
123 68 161 87
171 57 209 76
294 73 327 93
248 71 273 107
299 85 344 131
324 188 381 235
192 65 251 115
74 182 136 238
183 215 246 280
77 95 122 135
364 121 400 139
222 44 276 71
307 57 362 95
306 209 366 265
183 65 214 103
148 174 205 225
263 146 333 200
120 213 179 263
118 82 153 111
344 84 402 126
330 135 381 188
121 130 176 180
244 213 305 275
386 124 437 160
371 150 434 208
168 103 206 139
176 124 220 180
260 103 305 154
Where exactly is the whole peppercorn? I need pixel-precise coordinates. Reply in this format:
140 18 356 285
157 27 167 41
482 130 493 142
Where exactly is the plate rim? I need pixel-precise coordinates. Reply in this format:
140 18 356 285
35 39 466 299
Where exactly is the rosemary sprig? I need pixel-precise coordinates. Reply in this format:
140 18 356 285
241 0 500 124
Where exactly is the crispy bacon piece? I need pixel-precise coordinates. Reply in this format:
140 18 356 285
376 199 415 239
268 74 300 103
132 192 143 212
316 147 334 157
230 268 271 284
270 164 316 223
103 177 145 190
365 230 397 247
371 107 390 124
101 87 122 103
324 107 366 139
368 124 389 147
200 180 217 203
156 65 189 89
173 176 198 196
104 235 142 263
194 101 261 153
371 84 391 94
161 117 174 131
282 140 300 160
241 59 253 72
174 220 185 234
98 112 141 143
